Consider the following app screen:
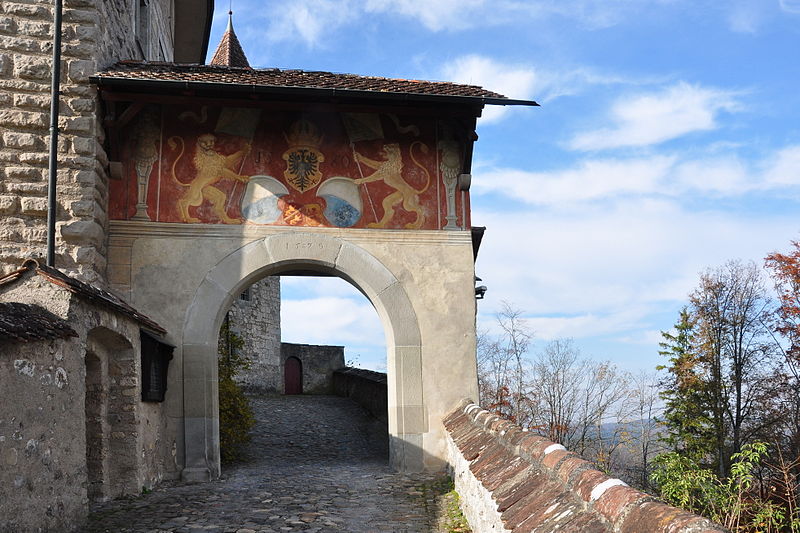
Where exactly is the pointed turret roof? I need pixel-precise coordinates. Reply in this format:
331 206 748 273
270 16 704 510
209 11 251 68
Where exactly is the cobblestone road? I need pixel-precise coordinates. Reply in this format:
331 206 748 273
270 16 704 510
85 395 443 533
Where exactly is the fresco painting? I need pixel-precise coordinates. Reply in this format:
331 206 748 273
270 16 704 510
109 106 470 231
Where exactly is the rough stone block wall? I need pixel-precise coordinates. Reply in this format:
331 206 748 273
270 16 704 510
0 0 172 283
228 276 281 393
443 401 728 533
0 336 88 533
281 342 345 394
0 274 176 530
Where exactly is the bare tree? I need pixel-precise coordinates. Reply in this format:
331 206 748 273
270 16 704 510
624 371 664 490
690 260 779 477
527 339 634 470
476 302 533 423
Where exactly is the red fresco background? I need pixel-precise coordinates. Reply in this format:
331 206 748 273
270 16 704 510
109 105 471 231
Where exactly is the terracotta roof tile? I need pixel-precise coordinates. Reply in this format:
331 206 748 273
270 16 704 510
444 401 729 533
0 303 77 342
94 61 512 101
209 13 250 68
0 260 166 335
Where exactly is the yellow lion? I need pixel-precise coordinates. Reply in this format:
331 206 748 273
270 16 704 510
168 134 250 224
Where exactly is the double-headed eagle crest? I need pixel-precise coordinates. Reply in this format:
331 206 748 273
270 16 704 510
282 119 325 193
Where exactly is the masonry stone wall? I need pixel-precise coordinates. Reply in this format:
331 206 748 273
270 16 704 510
281 342 345 395
0 0 173 282
0 334 87 532
227 276 282 393
0 274 176 531
333 367 388 426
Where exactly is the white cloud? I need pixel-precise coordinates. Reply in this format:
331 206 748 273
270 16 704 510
780 0 800 14
240 0 356 49
523 310 647 341
281 296 385 346
471 200 800 341
475 144 800 206
364 0 486 31
763 146 800 187
438 56 664 125
728 0 769 33
615 329 666 346
569 82 741 151
365 0 686 32
470 140 800 350
440 55 537 123
475 156 676 205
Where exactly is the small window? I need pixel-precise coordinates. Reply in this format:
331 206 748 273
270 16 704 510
140 330 174 402
239 287 251 302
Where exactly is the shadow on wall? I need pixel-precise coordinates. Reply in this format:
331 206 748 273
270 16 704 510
333 366 389 460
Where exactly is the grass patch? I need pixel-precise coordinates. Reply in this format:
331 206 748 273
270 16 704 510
414 475 472 533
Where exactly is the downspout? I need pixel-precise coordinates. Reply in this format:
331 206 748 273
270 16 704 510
46 0 63 267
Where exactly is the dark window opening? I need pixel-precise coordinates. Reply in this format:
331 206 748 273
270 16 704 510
141 330 174 402
239 287 251 302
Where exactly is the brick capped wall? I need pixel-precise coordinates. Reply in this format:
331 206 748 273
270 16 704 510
443 401 728 533
0 0 173 283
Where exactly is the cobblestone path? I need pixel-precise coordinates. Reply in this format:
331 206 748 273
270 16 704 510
85 395 443 533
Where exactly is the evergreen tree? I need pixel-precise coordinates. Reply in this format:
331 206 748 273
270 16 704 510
657 307 715 462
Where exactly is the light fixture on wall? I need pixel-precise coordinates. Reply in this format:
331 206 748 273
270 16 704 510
475 276 487 300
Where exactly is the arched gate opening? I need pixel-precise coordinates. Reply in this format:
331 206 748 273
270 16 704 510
181 232 425 481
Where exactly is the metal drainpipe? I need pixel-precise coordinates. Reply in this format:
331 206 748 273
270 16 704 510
46 0 63 267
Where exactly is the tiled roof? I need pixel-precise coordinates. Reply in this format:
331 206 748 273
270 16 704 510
0 303 77 342
209 12 250 68
0 259 166 335
94 61 520 102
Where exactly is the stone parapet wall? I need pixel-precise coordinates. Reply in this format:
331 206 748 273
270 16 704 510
443 401 728 533
228 276 281 393
333 366 388 425
0 0 172 282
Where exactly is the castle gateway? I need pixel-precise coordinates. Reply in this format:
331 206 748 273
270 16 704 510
91 59 535 479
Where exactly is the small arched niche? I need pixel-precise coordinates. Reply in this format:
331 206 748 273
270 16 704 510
84 327 138 501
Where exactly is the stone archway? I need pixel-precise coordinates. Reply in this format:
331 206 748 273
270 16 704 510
181 232 425 481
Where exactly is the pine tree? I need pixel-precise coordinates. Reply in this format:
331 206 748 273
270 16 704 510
657 307 715 462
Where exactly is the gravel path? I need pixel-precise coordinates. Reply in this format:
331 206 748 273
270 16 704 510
85 395 442 533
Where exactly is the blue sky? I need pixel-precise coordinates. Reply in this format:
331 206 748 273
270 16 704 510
209 1 800 372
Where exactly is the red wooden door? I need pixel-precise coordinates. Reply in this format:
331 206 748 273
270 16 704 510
284 357 302 395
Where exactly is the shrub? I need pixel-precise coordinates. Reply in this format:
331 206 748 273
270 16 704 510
218 317 255 463
651 442 800 532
